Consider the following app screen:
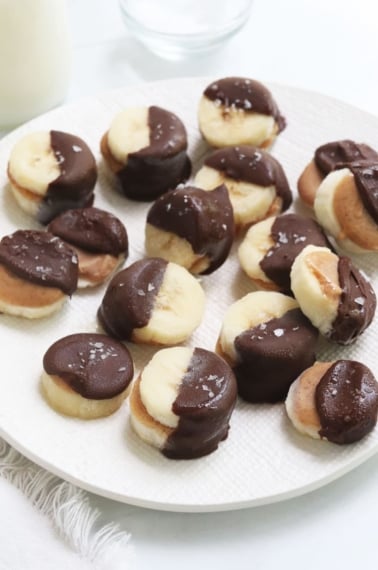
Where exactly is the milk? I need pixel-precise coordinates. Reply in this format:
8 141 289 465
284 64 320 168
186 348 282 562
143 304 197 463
0 0 71 129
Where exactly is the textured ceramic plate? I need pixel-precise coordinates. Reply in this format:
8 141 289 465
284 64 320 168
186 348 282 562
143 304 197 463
0 78 377 512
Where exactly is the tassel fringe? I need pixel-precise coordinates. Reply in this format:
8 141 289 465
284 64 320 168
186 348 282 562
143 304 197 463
0 439 133 569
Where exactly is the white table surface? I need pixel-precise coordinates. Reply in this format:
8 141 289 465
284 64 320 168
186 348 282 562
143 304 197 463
3 0 378 568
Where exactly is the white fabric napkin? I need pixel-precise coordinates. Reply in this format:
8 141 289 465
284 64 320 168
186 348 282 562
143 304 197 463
0 440 134 570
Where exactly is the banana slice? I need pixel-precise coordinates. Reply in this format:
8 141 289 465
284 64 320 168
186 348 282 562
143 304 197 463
48 207 128 287
238 217 277 290
0 229 78 319
217 291 318 402
101 105 191 200
107 107 150 164
198 77 286 148
7 130 97 224
98 257 205 345
129 346 237 459
297 139 378 208
238 213 330 293
42 333 134 419
194 146 292 230
290 245 376 344
145 184 234 275
314 167 378 253
286 360 378 444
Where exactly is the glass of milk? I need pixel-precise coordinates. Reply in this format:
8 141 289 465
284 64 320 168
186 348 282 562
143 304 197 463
0 0 71 130
119 0 253 60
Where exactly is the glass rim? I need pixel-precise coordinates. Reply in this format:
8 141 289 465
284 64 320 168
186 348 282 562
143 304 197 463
119 0 253 40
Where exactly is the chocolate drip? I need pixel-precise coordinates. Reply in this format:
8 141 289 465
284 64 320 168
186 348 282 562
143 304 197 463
118 106 191 201
0 230 78 295
43 333 134 400
315 360 378 444
205 146 292 210
260 214 331 293
331 257 376 345
314 140 378 175
98 258 167 340
234 309 318 403
147 185 234 274
204 77 286 132
349 163 378 224
48 207 128 255
164 348 237 459
38 131 97 224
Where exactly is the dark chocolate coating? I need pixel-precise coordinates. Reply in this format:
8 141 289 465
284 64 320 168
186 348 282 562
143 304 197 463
0 230 78 295
43 333 134 400
315 360 378 444
330 257 376 345
204 146 292 211
164 348 237 459
98 258 167 340
38 131 97 225
48 207 128 255
204 77 286 132
147 184 234 274
260 214 331 293
314 140 378 175
117 106 191 201
349 163 378 224
233 309 318 403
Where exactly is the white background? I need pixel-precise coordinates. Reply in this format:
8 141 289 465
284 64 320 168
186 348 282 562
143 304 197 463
2 0 378 568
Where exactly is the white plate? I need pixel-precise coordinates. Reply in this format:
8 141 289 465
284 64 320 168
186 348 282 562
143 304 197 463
0 78 377 513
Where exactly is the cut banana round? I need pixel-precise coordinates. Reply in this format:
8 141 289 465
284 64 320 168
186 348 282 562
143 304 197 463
100 105 191 201
314 166 378 253
238 213 330 293
48 207 128 287
129 346 237 459
145 184 234 275
217 291 318 403
297 139 378 208
42 333 134 419
290 244 376 344
194 145 292 230
286 359 378 444
0 229 78 319
198 77 286 148
98 257 205 345
7 130 97 224
238 217 276 290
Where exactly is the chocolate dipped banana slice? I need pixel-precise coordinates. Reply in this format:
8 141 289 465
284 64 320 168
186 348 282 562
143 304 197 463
129 346 237 459
297 139 378 207
194 145 292 230
101 105 191 201
0 229 78 319
42 333 134 419
290 245 376 344
8 130 97 224
48 207 128 287
98 258 205 345
314 162 378 253
286 360 378 444
198 77 286 148
238 213 331 293
217 291 318 403
145 184 234 275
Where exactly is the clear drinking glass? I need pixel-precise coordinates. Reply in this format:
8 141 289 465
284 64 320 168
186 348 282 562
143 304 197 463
0 0 71 130
119 0 253 60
